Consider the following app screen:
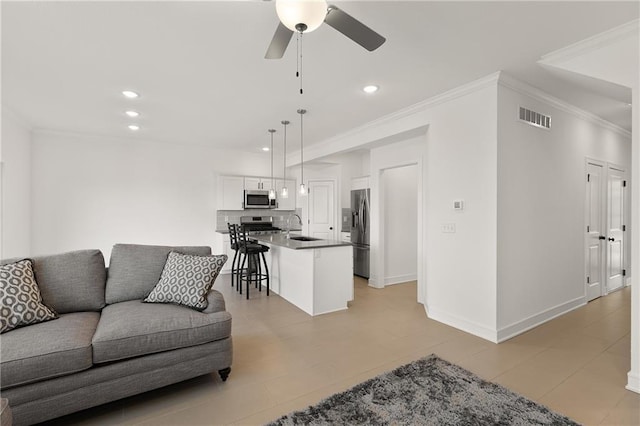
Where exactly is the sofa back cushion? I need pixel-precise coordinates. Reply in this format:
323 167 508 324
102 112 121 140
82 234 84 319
26 250 106 314
105 244 211 304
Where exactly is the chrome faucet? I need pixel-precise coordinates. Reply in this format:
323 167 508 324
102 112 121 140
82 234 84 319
286 214 302 239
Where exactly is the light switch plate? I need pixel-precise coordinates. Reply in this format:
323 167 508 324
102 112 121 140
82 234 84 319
442 223 456 233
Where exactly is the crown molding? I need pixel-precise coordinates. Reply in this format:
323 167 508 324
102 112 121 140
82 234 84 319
539 19 639 66
288 71 501 165
498 72 631 138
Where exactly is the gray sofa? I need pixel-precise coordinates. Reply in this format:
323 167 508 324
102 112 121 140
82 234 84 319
0 244 233 426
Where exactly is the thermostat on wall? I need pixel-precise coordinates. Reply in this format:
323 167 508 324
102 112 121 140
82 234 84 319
453 200 464 210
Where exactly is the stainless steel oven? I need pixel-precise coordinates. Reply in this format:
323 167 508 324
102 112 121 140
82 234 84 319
244 190 276 209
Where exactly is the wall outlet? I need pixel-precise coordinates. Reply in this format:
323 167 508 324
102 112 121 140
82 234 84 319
441 223 456 233
453 200 464 210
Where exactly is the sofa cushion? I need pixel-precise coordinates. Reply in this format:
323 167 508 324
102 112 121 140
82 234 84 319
0 312 99 388
1 259 58 333
144 252 227 310
92 300 232 363
105 244 211 304
32 249 106 313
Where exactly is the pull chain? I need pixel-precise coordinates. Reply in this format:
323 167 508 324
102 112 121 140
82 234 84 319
299 32 304 95
296 32 299 78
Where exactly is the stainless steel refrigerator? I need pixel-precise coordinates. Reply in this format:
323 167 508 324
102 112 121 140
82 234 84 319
350 189 370 278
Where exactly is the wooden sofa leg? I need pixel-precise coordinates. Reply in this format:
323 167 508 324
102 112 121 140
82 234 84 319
218 367 231 382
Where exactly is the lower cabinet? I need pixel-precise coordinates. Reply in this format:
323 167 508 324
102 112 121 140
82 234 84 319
214 233 234 274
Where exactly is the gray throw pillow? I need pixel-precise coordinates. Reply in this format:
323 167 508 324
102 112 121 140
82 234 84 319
0 259 58 333
144 252 227 311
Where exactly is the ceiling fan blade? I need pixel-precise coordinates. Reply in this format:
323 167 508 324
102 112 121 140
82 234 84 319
265 22 294 59
324 5 385 52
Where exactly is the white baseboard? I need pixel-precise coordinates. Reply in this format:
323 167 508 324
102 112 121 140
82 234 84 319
627 372 640 394
425 305 498 343
626 276 632 286
496 296 586 342
384 273 417 286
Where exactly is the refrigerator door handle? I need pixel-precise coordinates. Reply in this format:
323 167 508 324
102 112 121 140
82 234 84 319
362 197 368 233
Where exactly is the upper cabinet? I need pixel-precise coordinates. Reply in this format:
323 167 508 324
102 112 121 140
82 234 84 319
244 177 275 191
351 176 370 190
218 175 244 210
217 175 295 211
276 179 296 211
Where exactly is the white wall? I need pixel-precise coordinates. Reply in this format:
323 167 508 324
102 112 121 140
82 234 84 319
1 108 32 258
383 164 418 285
30 130 270 261
422 85 499 341
496 80 632 339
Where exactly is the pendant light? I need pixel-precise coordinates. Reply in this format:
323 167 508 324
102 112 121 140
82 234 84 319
268 129 277 200
281 120 290 199
297 109 307 195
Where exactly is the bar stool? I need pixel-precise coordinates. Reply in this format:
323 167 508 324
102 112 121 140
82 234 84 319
227 223 240 289
237 227 270 300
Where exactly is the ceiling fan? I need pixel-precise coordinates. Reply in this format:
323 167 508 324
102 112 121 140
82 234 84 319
265 0 386 59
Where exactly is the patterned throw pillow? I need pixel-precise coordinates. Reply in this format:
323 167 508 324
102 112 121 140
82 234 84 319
0 259 58 333
144 252 227 311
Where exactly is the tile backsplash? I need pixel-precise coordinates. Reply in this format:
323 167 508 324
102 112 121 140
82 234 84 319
216 209 303 231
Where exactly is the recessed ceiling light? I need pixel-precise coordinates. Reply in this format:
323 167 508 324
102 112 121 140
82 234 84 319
122 90 139 99
363 85 379 94
262 147 270 152
125 110 140 117
128 124 140 131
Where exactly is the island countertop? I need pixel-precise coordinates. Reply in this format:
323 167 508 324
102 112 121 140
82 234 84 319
251 234 352 250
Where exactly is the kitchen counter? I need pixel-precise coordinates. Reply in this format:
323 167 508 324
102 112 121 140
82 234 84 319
214 229 302 234
254 234 353 316
252 234 351 250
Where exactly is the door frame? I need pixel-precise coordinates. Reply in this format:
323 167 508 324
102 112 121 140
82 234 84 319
371 157 424 305
584 157 628 299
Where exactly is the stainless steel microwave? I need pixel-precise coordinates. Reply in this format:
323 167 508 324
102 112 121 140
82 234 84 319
244 190 276 209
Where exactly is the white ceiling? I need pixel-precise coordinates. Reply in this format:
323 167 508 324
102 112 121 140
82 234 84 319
2 1 637 154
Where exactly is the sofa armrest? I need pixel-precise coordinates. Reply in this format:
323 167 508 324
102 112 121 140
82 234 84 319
203 289 226 314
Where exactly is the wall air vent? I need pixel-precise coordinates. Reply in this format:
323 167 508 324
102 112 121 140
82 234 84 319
518 106 551 130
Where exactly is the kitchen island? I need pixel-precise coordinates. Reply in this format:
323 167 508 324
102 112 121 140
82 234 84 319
252 234 353 316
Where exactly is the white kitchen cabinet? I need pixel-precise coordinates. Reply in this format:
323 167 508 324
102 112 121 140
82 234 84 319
218 176 244 210
275 179 296 210
351 176 370 190
244 177 275 191
213 232 234 274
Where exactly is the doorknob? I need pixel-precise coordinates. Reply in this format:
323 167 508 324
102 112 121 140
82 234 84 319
608 237 615 242
598 236 606 240
329 227 333 230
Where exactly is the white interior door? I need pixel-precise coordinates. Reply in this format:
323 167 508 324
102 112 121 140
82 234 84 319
606 166 625 292
308 180 335 240
585 162 605 301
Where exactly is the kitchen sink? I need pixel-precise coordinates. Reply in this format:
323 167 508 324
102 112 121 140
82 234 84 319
288 236 321 242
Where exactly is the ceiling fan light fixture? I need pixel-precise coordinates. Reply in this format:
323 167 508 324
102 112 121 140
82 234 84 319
276 0 327 33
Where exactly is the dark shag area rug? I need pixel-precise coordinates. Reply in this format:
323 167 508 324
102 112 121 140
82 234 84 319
267 354 579 426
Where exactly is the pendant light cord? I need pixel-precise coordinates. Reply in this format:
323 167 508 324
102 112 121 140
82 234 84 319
300 112 304 185
270 130 275 191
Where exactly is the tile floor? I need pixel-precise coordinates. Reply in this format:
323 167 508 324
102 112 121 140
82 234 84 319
49 276 638 425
